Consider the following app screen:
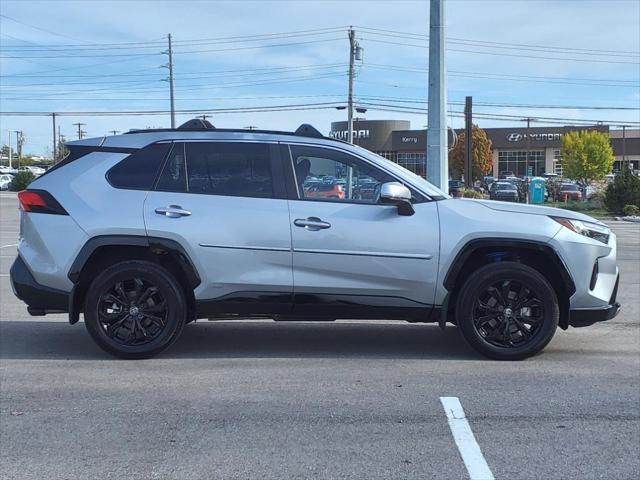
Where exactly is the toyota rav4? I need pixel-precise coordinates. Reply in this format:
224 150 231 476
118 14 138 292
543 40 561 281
10 119 620 360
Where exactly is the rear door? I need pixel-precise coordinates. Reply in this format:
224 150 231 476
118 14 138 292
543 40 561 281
144 141 293 313
283 143 440 319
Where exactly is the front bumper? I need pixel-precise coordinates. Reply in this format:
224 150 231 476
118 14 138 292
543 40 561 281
10 255 69 315
568 274 620 327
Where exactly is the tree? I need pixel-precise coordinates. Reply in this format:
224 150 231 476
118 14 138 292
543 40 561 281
1 145 16 161
604 167 640 213
448 125 493 180
561 130 614 185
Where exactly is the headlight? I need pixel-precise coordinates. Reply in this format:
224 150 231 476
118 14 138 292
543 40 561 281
551 216 610 244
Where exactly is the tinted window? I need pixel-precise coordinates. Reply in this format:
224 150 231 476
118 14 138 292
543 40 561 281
156 143 187 192
290 145 396 204
185 142 273 198
107 143 171 190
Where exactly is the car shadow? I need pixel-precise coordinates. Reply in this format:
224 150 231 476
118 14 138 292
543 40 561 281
0 320 481 361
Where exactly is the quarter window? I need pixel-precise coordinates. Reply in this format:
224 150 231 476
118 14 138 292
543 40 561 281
289 145 395 204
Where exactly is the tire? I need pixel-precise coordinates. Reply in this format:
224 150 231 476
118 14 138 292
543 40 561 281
455 261 559 360
84 260 186 359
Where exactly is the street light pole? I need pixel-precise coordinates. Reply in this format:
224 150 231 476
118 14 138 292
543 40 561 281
8 130 12 169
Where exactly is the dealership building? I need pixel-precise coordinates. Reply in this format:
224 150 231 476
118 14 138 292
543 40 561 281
329 120 639 178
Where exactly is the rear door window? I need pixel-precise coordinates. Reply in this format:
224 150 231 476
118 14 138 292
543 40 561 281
185 142 273 198
107 142 171 190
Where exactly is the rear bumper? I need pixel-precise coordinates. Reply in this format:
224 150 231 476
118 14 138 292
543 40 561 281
10 255 69 315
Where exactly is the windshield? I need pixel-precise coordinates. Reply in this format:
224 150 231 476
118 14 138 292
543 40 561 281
352 145 450 199
561 184 579 191
496 183 516 191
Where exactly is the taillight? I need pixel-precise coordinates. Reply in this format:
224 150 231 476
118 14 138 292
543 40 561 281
17 190 68 215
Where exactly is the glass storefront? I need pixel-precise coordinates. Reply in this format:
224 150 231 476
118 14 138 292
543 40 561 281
397 152 426 177
498 150 545 176
553 149 563 176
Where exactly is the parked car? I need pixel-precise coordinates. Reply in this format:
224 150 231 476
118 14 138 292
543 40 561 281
10 119 620 361
498 170 514 179
559 183 582 201
0 166 17 175
448 179 465 197
482 176 495 191
489 181 520 202
304 183 345 200
0 174 14 190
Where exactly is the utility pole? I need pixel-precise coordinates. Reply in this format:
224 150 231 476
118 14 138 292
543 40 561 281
426 0 448 190
15 131 24 166
622 125 627 168
8 130 12 169
73 123 86 140
52 113 57 163
109 130 120 136
347 27 356 144
165 33 176 129
464 96 473 186
525 117 531 178
198 114 211 122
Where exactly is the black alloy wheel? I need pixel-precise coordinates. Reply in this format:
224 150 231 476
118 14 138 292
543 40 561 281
456 262 559 360
84 260 186 359
472 279 544 348
97 277 168 347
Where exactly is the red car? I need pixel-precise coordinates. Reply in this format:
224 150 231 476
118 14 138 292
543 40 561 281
304 183 345 200
559 183 582 201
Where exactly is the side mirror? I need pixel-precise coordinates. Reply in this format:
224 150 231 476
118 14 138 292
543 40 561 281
380 182 415 216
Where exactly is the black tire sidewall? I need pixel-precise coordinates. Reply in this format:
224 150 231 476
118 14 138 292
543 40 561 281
84 260 186 359
456 262 559 360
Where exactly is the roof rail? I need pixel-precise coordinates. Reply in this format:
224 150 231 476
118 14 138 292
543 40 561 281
124 119 331 140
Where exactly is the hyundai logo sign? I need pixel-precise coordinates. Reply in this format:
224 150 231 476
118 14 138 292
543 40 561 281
507 132 562 142
329 129 370 140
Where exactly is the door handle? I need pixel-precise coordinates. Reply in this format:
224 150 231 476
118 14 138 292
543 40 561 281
294 217 331 231
155 205 192 218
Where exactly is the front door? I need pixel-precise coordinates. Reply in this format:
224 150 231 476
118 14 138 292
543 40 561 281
285 144 440 319
144 141 293 314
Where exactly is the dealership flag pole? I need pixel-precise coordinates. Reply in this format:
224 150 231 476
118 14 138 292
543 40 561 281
426 0 448 189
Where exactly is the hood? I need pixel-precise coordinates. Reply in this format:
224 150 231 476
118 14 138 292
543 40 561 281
465 199 605 225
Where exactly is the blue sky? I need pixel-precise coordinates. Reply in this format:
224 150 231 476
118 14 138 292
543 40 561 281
1 0 639 156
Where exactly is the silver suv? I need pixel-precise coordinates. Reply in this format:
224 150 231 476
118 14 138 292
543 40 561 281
10 119 620 360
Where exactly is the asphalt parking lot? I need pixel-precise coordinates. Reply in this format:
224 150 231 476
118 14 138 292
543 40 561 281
0 191 638 480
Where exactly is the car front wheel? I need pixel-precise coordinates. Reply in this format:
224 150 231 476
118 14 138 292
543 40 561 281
84 260 186 359
456 262 559 360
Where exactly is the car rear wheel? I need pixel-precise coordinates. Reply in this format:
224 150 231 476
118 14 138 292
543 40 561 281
455 262 559 360
84 260 186 359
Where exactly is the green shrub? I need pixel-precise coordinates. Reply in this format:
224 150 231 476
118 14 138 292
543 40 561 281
605 168 640 213
622 204 640 216
461 188 483 199
555 200 602 212
9 171 35 191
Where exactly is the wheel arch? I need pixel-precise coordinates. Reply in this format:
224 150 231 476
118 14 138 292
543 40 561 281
443 238 575 330
68 235 200 324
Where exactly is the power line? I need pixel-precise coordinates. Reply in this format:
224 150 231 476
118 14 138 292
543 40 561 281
355 25 640 56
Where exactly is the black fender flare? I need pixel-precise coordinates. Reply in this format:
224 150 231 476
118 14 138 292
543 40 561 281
442 238 576 295
67 235 200 324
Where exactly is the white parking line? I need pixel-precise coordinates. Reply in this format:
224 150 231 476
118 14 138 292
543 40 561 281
1 244 18 249
440 397 495 480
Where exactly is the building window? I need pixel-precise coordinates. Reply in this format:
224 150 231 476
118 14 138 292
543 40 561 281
396 152 426 178
498 150 545 176
553 149 563 176
375 151 397 162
